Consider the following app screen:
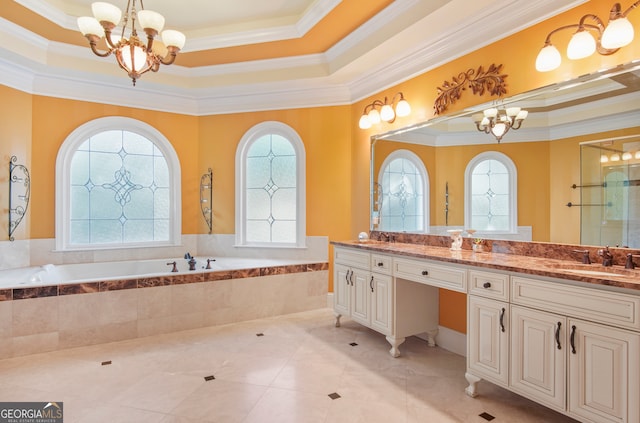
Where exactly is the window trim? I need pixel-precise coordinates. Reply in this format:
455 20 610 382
464 151 518 235
376 149 430 233
235 121 306 248
55 116 182 251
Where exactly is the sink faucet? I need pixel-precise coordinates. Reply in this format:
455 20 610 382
597 246 614 267
625 254 640 270
572 249 591 264
379 232 390 242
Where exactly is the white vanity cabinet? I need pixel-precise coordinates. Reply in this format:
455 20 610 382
465 270 511 395
466 272 640 422
333 247 393 336
333 246 439 357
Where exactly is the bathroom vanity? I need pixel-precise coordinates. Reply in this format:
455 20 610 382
331 240 640 423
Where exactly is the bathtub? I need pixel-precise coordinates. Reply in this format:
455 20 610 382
0 256 329 359
0 257 322 289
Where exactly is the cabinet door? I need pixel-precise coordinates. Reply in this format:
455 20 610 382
467 295 509 386
370 272 393 335
510 305 566 412
568 319 640 423
350 267 370 326
334 263 351 316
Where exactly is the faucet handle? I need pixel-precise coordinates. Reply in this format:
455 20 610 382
625 254 640 269
166 261 178 272
206 258 216 269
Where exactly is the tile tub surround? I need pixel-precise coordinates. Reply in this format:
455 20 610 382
0 261 328 359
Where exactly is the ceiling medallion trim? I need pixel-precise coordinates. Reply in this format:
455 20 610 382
433 64 508 115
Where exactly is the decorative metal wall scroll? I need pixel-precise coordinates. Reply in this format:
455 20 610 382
200 168 212 234
433 64 508 115
9 156 31 241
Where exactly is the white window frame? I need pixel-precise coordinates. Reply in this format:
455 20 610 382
55 116 182 251
376 149 430 233
235 121 306 248
464 151 518 235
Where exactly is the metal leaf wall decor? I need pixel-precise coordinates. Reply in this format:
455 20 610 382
433 64 508 115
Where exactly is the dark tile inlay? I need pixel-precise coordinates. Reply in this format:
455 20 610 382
101 360 112 366
0 289 12 301
13 285 58 300
99 279 137 292
328 393 341 400
349 342 358 347
479 412 495 421
204 375 215 381
59 282 100 295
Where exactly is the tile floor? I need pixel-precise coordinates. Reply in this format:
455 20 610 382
0 308 578 422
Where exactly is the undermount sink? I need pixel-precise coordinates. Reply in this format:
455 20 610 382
560 269 624 277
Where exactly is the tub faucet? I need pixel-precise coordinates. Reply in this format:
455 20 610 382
166 261 178 272
597 246 614 267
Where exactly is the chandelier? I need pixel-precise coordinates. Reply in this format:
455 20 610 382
535 1 639 72
472 106 528 143
358 92 411 129
77 1 186 85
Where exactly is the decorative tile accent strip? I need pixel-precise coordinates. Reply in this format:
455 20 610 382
13 285 58 300
0 289 12 301
2 261 328 302
59 282 100 296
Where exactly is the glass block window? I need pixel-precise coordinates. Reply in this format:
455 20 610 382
56 117 181 250
236 122 306 247
377 150 429 232
465 152 517 233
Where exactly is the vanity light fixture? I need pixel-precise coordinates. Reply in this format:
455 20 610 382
77 0 186 85
535 1 639 72
358 92 411 129
472 106 528 143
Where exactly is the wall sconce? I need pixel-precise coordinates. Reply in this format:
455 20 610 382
472 106 528 143
535 1 639 72
358 92 411 129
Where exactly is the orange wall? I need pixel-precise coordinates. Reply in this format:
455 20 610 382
3 0 640 335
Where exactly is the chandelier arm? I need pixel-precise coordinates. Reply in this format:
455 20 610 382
620 0 640 17
88 39 113 58
511 120 524 130
159 52 178 66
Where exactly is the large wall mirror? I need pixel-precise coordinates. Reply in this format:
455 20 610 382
371 62 640 247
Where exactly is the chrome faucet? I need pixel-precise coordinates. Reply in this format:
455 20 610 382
597 246 614 267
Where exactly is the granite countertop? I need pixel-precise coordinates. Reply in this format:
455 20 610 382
332 240 640 292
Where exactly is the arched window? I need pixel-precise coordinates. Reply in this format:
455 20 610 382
235 121 306 247
464 151 517 234
376 149 429 233
55 117 181 250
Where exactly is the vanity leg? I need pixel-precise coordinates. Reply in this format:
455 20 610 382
334 313 342 328
465 372 481 397
425 328 438 347
385 335 405 357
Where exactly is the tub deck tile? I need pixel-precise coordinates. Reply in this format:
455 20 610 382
231 268 261 279
138 277 173 288
13 286 58 300
100 279 137 291
171 273 205 285
203 271 232 281
59 282 100 295
0 289 12 301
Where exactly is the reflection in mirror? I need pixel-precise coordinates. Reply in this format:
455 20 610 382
580 138 640 248
371 62 640 245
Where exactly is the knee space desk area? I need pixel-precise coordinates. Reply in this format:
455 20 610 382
331 239 640 423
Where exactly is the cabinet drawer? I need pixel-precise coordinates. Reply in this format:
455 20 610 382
371 254 392 275
469 270 509 301
334 247 370 269
393 257 467 292
511 276 640 331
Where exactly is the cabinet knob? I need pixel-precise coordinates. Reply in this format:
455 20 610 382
377 262 383 267
483 282 491 288
421 270 429 276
